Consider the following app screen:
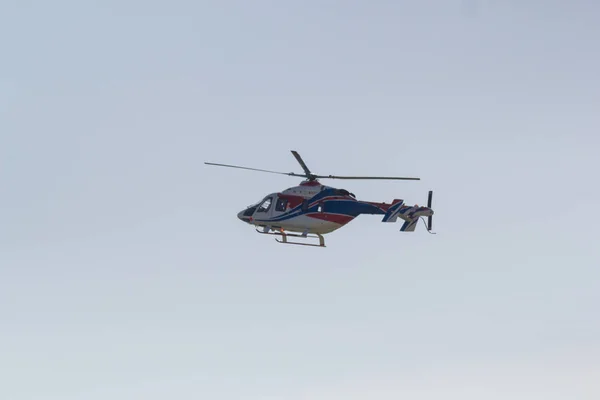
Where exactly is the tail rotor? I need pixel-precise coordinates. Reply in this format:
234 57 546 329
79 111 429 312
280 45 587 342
427 190 433 231
426 190 436 234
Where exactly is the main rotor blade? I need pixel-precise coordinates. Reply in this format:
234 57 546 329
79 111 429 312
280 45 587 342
204 162 306 177
291 150 312 177
314 174 420 181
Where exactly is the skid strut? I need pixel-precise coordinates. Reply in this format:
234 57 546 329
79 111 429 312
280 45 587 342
255 227 325 247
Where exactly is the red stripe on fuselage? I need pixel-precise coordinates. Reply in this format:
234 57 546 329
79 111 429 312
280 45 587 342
306 212 354 225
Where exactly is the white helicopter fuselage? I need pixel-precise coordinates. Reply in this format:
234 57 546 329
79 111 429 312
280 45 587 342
237 181 350 234
237 181 433 235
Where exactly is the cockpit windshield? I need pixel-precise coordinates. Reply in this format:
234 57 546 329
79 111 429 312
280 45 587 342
242 207 256 217
256 196 273 213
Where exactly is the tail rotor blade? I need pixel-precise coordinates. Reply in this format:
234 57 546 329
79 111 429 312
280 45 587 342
427 190 433 231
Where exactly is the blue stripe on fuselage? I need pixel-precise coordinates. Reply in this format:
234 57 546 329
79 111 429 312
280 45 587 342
323 200 385 217
254 188 386 224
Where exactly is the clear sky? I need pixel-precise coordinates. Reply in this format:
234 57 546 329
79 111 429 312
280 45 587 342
1 1 599 399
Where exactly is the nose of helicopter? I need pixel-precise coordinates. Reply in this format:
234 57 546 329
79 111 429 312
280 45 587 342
237 210 252 224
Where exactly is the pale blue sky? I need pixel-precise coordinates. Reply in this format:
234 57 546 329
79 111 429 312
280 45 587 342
1 1 599 399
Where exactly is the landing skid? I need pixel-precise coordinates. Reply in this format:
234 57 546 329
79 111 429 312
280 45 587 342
255 228 326 247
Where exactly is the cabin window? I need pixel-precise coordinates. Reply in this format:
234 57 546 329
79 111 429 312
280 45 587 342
301 200 309 212
257 197 273 213
275 198 288 212
317 204 323 212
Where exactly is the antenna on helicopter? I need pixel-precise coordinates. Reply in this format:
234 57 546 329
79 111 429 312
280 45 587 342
205 150 421 182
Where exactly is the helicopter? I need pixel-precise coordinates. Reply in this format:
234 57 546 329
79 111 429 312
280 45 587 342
205 150 435 247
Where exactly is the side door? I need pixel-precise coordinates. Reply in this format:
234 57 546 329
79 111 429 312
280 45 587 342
273 196 290 216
